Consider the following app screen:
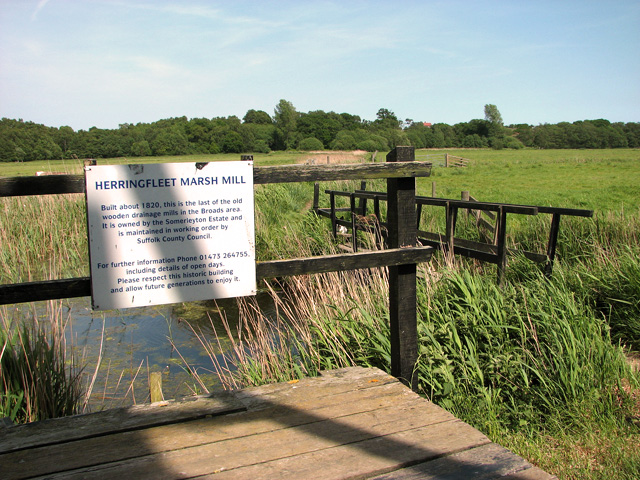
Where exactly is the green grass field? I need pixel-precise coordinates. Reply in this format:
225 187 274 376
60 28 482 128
3 147 637 212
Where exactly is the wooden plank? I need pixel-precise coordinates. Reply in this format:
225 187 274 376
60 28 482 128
0 277 91 305
201 421 490 480
0 392 245 453
502 466 558 479
256 247 433 279
2 372 438 479
0 247 435 306
0 163 433 198
41 416 487 480
0 367 553 480
418 197 538 216
477 216 496 233
417 232 548 264
228 367 401 409
513 204 592 218
253 162 432 184
369 443 552 480
0 175 85 196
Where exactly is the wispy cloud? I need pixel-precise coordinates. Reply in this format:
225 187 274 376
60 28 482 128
31 0 52 21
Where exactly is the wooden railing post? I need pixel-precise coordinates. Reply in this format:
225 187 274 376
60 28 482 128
496 206 508 285
544 213 562 277
313 182 320 213
386 146 418 391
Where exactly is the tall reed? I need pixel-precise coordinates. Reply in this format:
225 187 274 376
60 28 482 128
0 301 84 423
0 194 88 283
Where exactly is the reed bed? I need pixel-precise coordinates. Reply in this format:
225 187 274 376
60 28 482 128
0 194 88 283
0 301 84 423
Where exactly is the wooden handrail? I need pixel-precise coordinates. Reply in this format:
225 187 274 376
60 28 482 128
0 162 433 197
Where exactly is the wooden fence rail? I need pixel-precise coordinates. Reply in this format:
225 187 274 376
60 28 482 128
0 147 432 390
315 186 593 284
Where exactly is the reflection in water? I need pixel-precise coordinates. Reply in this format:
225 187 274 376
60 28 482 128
59 292 276 411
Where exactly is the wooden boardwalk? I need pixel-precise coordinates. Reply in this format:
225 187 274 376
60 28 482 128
0 367 555 479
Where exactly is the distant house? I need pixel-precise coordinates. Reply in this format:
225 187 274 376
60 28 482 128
423 122 432 127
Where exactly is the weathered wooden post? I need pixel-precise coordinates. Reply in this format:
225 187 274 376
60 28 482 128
313 182 320 213
544 213 562 277
150 371 164 403
386 146 418 391
461 190 470 219
496 206 508 285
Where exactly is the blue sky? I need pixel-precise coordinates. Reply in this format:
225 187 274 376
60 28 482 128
1 0 638 130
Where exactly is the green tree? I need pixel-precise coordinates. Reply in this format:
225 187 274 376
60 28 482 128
273 99 298 150
484 104 503 126
297 110 342 148
374 108 400 129
243 109 272 124
484 104 506 142
330 131 356 150
131 140 152 156
55 126 75 157
151 128 189 156
221 131 244 153
298 137 324 151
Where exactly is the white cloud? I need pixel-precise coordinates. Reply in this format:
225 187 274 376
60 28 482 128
31 0 52 21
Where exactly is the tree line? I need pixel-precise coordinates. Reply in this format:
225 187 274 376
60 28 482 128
1 100 638 162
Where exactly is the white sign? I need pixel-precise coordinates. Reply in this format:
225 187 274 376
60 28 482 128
85 161 256 310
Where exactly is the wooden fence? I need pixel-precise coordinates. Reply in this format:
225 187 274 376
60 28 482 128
0 146 433 390
415 153 469 167
315 185 593 284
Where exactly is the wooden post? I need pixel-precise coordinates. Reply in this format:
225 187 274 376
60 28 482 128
445 153 449 168
350 193 358 252
461 190 470 219
330 193 337 238
496 206 508 285
431 181 436 198
150 372 163 403
358 180 367 216
445 201 458 260
386 146 418 391
313 182 320 213
544 213 562 277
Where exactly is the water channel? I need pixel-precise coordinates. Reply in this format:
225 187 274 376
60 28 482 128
46 292 277 412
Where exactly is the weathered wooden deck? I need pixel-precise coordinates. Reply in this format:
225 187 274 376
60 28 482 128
0 367 555 479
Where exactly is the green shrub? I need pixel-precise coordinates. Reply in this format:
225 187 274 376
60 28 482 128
221 132 244 153
298 137 324 151
503 136 525 149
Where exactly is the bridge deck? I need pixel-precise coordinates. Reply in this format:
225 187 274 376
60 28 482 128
0 367 555 479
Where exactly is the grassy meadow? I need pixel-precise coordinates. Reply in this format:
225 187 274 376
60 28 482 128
1 148 640 479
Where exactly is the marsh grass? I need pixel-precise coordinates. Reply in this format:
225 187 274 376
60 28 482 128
0 301 84 423
0 194 88 283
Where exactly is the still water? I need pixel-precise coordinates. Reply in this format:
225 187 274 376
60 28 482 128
59 293 276 411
